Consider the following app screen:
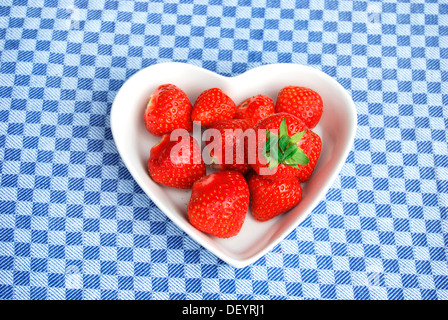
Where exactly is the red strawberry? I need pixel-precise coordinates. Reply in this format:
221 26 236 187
205 118 254 174
248 173 302 221
144 84 193 136
276 86 323 128
251 112 322 182
148 134 206 189
191 88 236 128
235 94 275 126
187 171 249 238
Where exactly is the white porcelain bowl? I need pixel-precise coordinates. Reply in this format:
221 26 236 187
111 62 357 268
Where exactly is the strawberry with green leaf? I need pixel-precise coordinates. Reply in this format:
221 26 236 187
251 113 321 182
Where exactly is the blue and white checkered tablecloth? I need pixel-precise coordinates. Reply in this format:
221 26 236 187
0 0 447 300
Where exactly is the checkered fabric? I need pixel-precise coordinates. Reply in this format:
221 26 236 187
0 0 447 300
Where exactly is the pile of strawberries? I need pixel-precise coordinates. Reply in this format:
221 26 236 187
144 84 323 238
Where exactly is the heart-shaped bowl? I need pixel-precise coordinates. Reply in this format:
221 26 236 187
111 62 357 268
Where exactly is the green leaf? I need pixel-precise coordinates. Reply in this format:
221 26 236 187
282 143 298 160
261 122 308 171
269 133 278 149
284 163 300 169
290 130 306 144
264 136 271 153
263 130 274 153
270 136 280 163
290 148 310 165
263 133 279 161
279 118 288 138
265 130 271 139
278 135 290 153
271 148 280 161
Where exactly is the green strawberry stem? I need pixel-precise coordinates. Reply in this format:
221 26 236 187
262 118 309 170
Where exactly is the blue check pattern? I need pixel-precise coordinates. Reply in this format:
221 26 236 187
0 0 447 300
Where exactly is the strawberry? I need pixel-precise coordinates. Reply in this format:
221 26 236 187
148 134 206 189
144 84 193 136
187 171 249 238
235 94 275 126
251 112 322 182
275 86 323 129
248 173 302 221
191 88 236 128
204 118 254 174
